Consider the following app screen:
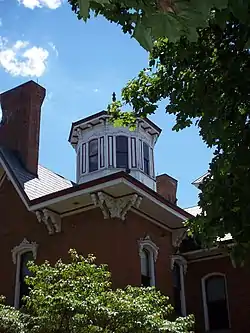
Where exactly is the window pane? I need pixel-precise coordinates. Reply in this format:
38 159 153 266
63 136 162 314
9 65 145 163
173 263 181 289
143 142 150 175
143 142 149 160
116 153 128 168
141 275 151 287
206 276 226 302
89 139 98 156
19 251 33 307
89 155 98 172
116 136 128 153
206 276 229 330
173 263 182 316
116 136 128 168
141 249 150 277
144 160 150 175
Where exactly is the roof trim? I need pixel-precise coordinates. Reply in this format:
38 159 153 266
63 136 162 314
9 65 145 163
29 171 191 219
0 150 191 220
68 110 162 143
0 150 30 209
192 172 209 188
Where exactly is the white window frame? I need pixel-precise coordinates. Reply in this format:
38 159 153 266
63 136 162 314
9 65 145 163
201 272 231 332
12 238 38 308
171 255 187 316
115 135 130 169
138 236 159 286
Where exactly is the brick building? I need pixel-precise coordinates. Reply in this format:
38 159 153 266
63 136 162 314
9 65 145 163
0 81 249 332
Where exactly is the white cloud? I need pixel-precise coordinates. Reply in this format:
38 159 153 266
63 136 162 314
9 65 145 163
18 0 64 9
0 37 49 77
13 40 29 49
93 88 99 93
48 42 58 56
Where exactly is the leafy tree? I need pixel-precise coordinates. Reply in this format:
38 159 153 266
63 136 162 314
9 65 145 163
0 250 194 333
68 0 250 50
106 12 250 264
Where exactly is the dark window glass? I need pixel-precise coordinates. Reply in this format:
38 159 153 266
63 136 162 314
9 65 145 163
19 251 33 307
89 139 98 172
206 276 230 330
143 142 150 175
173 263 182 316
116 136 128 168
141 249 151 287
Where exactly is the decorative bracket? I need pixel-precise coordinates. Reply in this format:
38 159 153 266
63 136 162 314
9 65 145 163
91 192 143 220
172 228 187 248
12 238 38 264
138 235 159 262
36 209 61 235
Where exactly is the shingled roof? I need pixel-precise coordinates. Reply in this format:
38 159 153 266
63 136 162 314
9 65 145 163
0 147 74 201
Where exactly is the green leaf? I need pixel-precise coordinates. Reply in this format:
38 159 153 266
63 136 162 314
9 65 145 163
78 0 90 21
229 0 249 23
133 21 153 51
148 13 182 42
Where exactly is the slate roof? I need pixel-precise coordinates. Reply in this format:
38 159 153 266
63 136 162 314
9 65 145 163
0 147 74 200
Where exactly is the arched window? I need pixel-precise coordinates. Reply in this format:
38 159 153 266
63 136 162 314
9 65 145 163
138 236 158 287
140 248 151 287
19 251 33 307
89 139 98 172
173 262 182 316
12 239 38 308
202 274 230 331
116 136 128 168
171 255 187 317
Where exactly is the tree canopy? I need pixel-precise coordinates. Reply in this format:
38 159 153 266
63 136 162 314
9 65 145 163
0 250 194 333
106 12 250 264
69 0 250 51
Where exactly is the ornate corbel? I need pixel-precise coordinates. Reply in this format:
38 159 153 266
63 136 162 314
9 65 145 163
91 192 142 220
172 228 187 248
36 209 61 235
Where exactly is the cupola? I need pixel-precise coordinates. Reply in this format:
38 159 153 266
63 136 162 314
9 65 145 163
69 111 161 191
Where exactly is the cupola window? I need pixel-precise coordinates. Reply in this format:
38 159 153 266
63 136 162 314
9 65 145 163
89 139 98 172
116 136 128 168
143 142 150 175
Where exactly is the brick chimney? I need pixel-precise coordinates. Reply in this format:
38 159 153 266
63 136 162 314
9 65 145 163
0 81 46 175
156 173 178 204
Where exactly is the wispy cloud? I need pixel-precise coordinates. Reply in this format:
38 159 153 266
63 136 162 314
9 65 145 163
48 42 58 57
0 18 2 27
93 88 99 93
0 37 49 77
18 0 64 9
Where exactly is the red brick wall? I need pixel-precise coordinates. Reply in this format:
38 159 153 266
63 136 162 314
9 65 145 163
156 174 178 204
0 177 174 305
185 256 250 333
0 81 45 175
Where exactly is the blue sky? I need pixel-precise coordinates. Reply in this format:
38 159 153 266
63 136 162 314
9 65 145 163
0 0 213 208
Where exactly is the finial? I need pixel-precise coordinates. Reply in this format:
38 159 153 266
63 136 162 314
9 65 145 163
112 92 116 102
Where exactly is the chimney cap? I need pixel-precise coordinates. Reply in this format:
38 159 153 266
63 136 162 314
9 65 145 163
0 80 45 98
